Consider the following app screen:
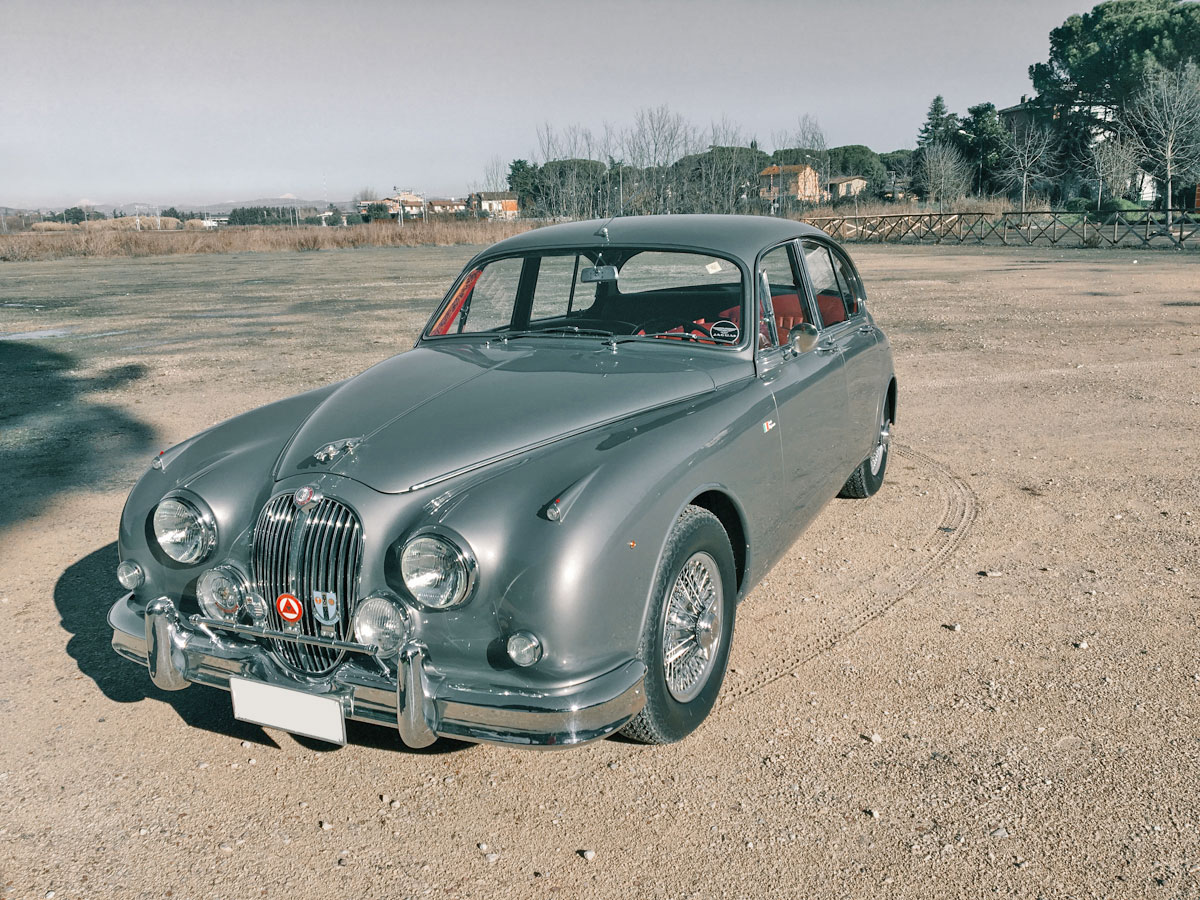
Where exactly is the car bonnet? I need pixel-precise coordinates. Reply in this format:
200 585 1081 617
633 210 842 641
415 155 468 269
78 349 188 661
274 342 717 493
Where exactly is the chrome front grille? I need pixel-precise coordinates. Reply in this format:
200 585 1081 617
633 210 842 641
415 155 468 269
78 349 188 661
251 492 364 674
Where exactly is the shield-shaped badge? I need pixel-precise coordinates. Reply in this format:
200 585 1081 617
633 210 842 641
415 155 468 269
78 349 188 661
312 591 339 626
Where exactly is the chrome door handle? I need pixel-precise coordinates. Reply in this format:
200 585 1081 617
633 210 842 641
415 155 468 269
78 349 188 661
858 324 875 334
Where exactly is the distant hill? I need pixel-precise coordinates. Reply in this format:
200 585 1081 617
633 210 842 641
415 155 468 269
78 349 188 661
0 198 355 216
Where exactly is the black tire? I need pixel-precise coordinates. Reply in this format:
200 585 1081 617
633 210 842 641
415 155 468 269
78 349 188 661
839 401 892 499
620 506 736 744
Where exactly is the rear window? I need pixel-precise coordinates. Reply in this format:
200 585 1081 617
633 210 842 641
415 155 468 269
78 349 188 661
615 251 741 294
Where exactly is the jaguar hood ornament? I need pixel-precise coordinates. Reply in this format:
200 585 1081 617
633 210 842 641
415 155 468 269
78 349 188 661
312 437 361 464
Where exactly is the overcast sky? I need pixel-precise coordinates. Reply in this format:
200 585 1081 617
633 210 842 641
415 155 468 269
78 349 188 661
3 0 1091 208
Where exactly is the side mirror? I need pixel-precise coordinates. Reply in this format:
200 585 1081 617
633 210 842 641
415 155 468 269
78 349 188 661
580 265 618 284
789 322 819 355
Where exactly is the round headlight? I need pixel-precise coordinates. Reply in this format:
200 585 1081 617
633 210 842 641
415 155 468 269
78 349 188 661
196 565 249 621
153 497 216 564
352 595 409 657
116 559 144 590
400 535 475 609
506 631 543 667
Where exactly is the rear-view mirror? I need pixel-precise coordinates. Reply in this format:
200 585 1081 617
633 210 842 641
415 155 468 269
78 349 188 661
580 265 618 284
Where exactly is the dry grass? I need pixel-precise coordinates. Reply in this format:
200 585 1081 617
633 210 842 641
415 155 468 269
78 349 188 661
800 196 1015 220
0 220 538 262
85 216 183 231
29 217 184 234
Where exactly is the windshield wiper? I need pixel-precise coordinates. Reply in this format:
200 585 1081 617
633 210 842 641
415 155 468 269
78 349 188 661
532 325 615 337
617 331 704 343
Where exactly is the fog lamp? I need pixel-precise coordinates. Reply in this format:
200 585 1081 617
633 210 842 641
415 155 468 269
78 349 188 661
506 631 543 667
116 560 144 590
353 595 409 658
196 564 249 621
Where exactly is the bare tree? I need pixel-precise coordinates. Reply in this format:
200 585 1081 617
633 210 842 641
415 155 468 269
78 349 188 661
623 106 697 215
918 141 972 209
354 187 379 202
1087 133 1138 209
482 156 508 194
697 118 761 215
1125 61 1200 226
999 125 1057 217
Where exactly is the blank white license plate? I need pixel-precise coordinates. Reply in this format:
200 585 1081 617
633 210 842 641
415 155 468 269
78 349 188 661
230 677 346 745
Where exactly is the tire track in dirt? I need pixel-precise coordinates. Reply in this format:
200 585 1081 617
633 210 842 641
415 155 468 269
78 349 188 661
717 443 978 709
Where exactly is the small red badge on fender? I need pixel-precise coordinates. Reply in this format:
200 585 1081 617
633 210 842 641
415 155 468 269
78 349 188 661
276 593 303 623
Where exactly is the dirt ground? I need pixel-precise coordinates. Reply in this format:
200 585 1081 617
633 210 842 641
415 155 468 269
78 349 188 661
1 243 1198 899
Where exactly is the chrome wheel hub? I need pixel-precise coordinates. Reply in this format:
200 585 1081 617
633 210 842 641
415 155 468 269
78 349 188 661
870 418 891 475
662 551 723 703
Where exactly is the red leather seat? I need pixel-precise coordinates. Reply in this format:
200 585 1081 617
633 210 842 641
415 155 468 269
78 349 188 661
771 293 806 344
816 292 846 326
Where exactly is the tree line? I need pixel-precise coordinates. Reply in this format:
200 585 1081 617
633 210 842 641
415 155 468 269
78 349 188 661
491 0 1199 222
491 112 912 221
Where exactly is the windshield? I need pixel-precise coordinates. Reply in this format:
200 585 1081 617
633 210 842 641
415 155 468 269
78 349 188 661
424 248 746 347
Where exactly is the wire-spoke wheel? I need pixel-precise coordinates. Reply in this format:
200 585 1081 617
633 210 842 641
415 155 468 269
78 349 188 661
662 551 724 703
621 506 735 745
839 394 892 499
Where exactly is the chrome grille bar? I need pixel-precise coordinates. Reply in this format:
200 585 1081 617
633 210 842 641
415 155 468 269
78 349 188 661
250 493 364 675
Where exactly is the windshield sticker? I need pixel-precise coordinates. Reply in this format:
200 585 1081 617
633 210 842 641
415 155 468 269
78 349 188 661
710 320 740 343
705 260 723 275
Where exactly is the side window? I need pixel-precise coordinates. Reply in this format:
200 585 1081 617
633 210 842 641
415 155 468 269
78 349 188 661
759 243 811 348
801 241 850 328
465 258 523 331
829 249 864 316
530 254 581 321
430 256 522 335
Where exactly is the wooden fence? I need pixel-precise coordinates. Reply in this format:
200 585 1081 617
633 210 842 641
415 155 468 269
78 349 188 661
803 209 1200 250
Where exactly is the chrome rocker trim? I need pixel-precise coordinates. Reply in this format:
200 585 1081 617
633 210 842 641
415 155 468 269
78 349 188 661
109 593 646 749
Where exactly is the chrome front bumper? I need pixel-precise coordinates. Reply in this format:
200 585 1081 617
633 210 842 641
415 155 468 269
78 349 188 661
109 593 645 749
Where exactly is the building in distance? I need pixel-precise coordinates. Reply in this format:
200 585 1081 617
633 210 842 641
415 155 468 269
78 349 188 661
468 191 519 220
827 176 869 199
758 164 822 209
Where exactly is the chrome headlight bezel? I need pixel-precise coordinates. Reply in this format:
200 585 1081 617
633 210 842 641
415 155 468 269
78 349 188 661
196 563 250 622
398 530 478 610
152 494 217 565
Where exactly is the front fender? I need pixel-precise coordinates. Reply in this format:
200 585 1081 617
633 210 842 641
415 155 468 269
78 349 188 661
117 383 342 605
420 377 775 687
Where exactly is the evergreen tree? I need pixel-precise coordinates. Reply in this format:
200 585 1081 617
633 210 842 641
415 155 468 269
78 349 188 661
1031 0 1200 122
956 103 1008 194
917 96 961 148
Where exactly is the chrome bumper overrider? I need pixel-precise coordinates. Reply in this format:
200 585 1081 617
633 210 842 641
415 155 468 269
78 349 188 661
108 593 645 749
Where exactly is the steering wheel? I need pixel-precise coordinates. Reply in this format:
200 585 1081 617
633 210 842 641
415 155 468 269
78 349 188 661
633 318 713 340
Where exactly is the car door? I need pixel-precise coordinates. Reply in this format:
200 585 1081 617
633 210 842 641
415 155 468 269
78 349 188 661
755 241 849 558
799 238 879 470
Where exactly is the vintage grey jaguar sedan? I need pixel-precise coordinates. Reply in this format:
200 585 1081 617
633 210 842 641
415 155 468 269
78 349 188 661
109 214 895 749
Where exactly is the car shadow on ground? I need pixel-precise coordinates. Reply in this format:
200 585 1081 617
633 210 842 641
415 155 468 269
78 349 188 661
57 543 471 755
0 341 157 533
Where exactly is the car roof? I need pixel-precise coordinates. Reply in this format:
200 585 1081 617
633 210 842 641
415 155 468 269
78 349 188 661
468 214 832 268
